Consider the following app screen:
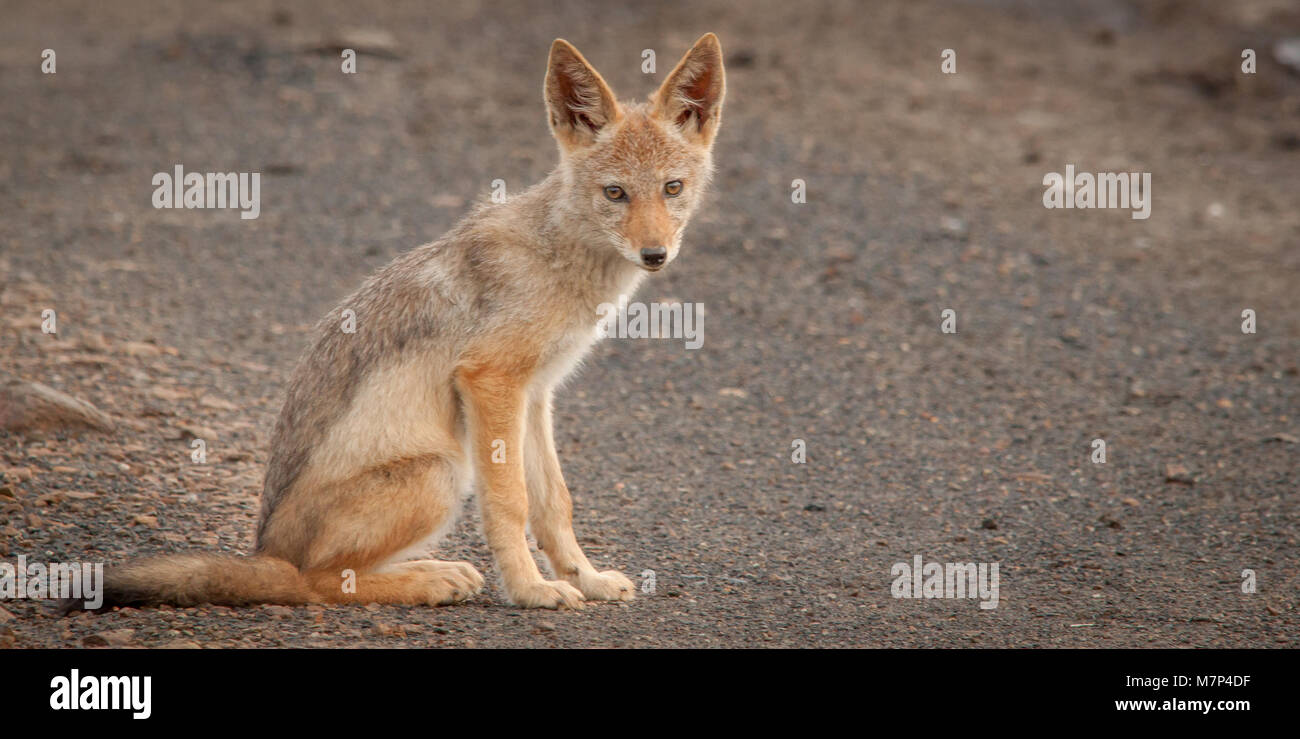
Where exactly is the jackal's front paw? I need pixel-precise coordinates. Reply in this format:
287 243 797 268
572 569 636 602
507 579 585 610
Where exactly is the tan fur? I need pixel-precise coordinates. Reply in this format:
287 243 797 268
76 34 725 613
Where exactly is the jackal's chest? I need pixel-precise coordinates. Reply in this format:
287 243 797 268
532 321 601 390
530 263 643 390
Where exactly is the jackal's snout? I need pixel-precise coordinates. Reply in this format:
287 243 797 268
639 246 668 270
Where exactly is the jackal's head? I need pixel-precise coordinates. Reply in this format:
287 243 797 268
544 34 725 272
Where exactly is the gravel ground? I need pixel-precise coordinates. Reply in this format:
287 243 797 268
1 0 1297 648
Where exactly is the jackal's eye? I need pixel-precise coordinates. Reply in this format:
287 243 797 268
664 180 683 197
603 185 627 202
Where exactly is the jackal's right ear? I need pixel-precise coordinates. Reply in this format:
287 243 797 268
545 40 621 151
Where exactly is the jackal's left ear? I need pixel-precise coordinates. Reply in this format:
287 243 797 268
653 33 726 146
545 39 622 151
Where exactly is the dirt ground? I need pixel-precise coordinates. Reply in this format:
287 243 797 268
1 0 1297 648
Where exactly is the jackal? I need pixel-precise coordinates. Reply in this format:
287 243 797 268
73 34 725 611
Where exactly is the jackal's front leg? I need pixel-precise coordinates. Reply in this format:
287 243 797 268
458 368 584 609
524 388 634 601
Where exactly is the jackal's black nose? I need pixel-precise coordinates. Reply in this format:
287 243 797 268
640 246 667 268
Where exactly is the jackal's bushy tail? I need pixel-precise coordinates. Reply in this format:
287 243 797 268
61 553 314 613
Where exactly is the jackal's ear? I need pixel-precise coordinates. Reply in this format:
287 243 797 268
653 33 726 146
545 39 621 150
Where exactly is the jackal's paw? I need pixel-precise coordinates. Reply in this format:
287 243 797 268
406 561 484 605
508 579 585 610
408 560 485 593
572 569 636 602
